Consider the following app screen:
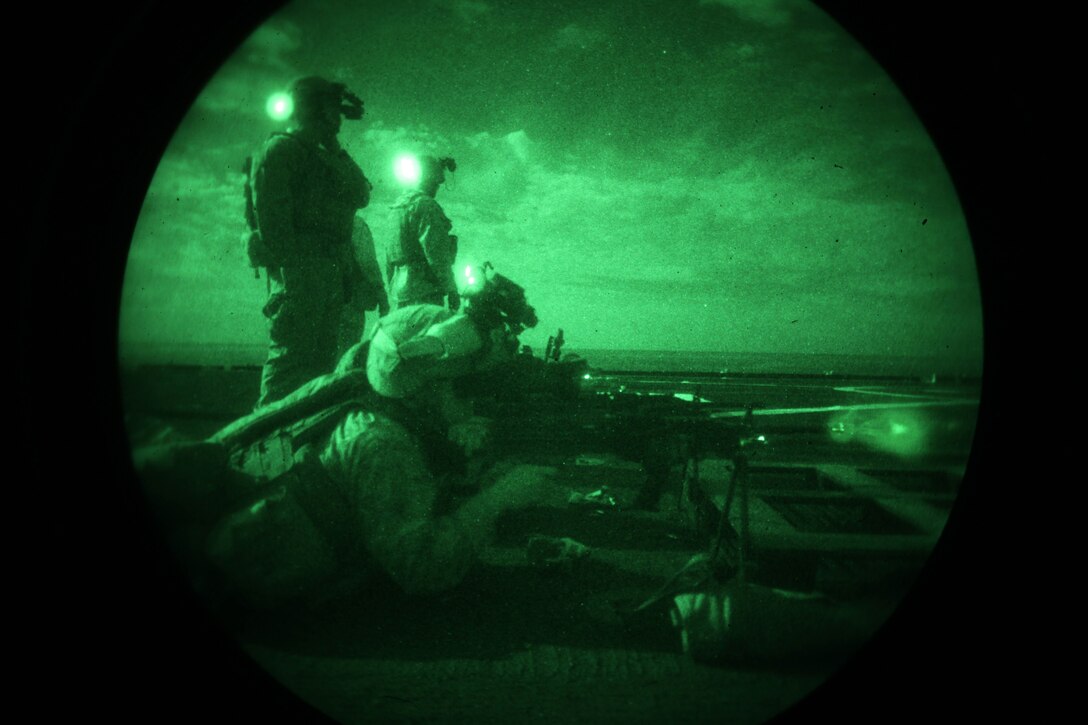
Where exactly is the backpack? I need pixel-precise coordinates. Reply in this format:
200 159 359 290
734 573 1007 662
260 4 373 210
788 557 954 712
210 345 375 480
241 154 278 276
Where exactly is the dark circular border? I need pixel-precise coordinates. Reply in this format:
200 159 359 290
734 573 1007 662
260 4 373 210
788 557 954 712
19 1 1021 721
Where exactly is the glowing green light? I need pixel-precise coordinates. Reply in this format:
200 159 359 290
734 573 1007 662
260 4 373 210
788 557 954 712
265 92 293 121
468 277 476 285
583 374 592 380
464 266 473 277
394 154 421 185
827 409 928 457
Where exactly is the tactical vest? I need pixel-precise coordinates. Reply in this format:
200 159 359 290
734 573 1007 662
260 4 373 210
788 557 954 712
241 155 275 275
210 342 466 483
386 193 446 284
212 361 368 473
248 131 364 267
202 347 472 608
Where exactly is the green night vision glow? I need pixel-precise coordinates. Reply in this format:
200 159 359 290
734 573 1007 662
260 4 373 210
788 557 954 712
828 408 930 457
265 92 293 121
394 154 422 185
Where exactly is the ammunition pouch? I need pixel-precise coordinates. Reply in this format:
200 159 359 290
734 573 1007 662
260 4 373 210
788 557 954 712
243 228 278 271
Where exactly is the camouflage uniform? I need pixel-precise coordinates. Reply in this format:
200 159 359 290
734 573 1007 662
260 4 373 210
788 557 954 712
250 131 371 407
336 218 389 360
138 304 538 612
197 317 490 610
386 190 458 308
201 402 486 610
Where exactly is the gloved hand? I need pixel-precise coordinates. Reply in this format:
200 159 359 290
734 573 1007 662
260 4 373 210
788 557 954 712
320 133 344 154
447 290 461 312
448 416 492 456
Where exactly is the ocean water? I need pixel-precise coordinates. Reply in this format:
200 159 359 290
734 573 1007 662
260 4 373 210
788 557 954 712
118 341 982 380
576 348 980 379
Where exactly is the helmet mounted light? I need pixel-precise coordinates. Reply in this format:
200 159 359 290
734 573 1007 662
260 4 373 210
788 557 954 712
461 262 538 337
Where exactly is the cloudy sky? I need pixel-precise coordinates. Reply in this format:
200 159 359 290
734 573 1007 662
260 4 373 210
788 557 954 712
118 0 983 369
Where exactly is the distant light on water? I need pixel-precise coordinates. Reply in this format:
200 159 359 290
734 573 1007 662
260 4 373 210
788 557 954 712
828 408 929 457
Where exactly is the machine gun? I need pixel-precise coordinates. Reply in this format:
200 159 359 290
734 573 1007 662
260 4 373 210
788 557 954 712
448 263 759 470
477 344 766 515
478 348 767 584
436 265 765 558
461 262 538 339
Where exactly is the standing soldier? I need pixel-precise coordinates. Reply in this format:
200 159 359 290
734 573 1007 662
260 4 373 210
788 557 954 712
386 155 460 311
336 217 390 359
247 75 373 407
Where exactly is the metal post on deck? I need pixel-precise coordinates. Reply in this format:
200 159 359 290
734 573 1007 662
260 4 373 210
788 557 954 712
710 403 759 584
736 452 750 586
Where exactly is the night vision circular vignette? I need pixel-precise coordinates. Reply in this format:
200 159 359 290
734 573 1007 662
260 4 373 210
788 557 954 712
115 1 987 722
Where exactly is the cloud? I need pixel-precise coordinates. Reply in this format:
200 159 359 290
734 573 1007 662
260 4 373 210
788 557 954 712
393 123 983 355
731 42 757 59
120 22 982 360
353 121 459 191
192 73 279 117
699 0 800 27
192 20 304 116
554 23 607 51
504 129 532 162
240 20 304 69
121 188 269 356
123 151 250 326
431 0 492 25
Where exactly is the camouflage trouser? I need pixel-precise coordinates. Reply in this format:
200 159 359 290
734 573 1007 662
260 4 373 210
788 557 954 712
387 262 446 310
335 304 371 363
204 452 350 611
134 438 362 612
258 264 346 408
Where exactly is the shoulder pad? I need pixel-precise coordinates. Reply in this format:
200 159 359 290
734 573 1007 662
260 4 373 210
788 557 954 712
255 134 310 169
262 131 307 155
264 131 294 145
390 190 425 210
415 196 450 222
411 194 445 213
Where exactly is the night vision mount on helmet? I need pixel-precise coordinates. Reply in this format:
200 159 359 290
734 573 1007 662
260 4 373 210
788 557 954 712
461 262 538 338
337 86 365 120
289 76 365 120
